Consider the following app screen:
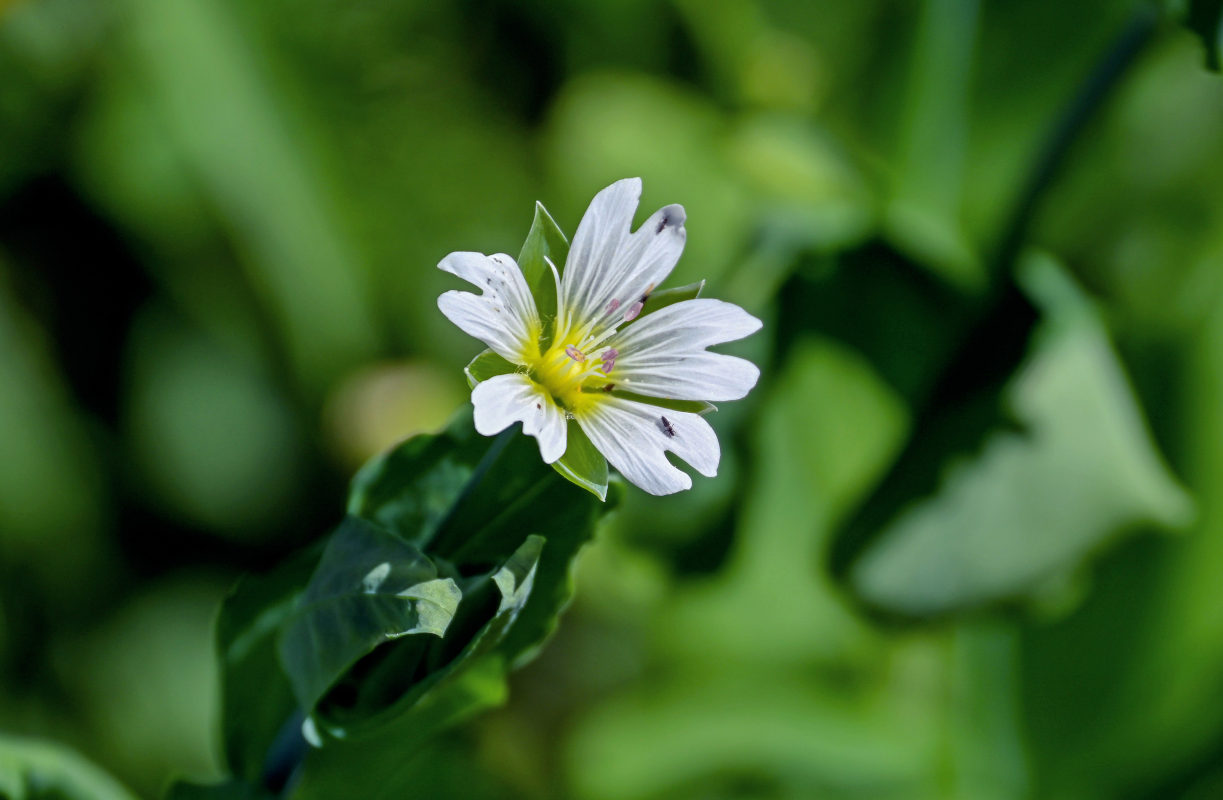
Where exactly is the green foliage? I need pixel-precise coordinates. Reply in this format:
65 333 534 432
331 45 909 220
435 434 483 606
1181 0 1223 70
165 779 274 800
277 516 460 713
0 736 138 800
218 546 321 785
848 256 1193 616
212 409 612 797
8 0 1223 798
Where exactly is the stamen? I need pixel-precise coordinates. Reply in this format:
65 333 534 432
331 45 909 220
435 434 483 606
606 298 620 313
623 301 643 322
565 344 586 362
600 348 618 374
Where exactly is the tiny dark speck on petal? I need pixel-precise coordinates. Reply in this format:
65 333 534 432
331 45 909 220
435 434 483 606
656 207 681 234
536 403 541 409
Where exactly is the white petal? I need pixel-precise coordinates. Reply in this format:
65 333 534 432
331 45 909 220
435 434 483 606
559 179 686 341
438 252 540 363
577 397 719 496
471 373 567 464
606 299 763 401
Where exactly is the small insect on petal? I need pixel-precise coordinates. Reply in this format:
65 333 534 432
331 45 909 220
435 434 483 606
658 416 676 438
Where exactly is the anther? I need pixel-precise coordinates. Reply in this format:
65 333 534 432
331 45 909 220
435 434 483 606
600 348 618 374
565 345 586 362
623 301 643 322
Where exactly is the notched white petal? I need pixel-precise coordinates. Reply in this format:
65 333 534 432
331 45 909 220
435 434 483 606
437 251 540 363
607 298 763 401
560 179 687 340
577 398 719 496
471 373 567 464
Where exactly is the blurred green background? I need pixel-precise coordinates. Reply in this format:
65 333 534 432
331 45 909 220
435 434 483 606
2 0 1223 797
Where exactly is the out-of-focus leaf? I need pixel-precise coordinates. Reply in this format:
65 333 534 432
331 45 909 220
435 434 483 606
0 263 106 601
552 423 608 502
116 0 376 390
886 0 981 287
776 241 984 406
125 307 303 536
1182 0 1223 70
463 349 517 389
0 735 138 800
165 779 274 800
1016 279 1223 800
516 201 568 325
848 255 1193 616
218 545 321 784
278 516 460 713
545 72 752 287
566 673 936 800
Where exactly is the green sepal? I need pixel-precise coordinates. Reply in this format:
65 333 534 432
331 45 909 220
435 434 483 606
551 421 609 501
638 280 704 319
516 201 569 331
607 389 717 416
463 349 517 389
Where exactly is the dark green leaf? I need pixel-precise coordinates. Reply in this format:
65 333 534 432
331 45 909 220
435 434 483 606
165 779 274 800
346 411 490 547
552 422 608 501
845 255 1192 617
288 658 508 800
463 349 516 389
255 411 615 799
278 516 460 713
516 201 568 326
1184 0 1223 71
217 544 322 784
291 537 547 799
365 414 615 665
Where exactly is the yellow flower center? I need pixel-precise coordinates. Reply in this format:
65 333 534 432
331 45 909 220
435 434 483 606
530 341 611 414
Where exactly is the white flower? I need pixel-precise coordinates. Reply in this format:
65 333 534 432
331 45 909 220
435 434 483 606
437 178 761 495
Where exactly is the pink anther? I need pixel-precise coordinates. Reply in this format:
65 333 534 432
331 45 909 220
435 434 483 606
600 348 619 374
623 301 644 322
564 344 586 362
